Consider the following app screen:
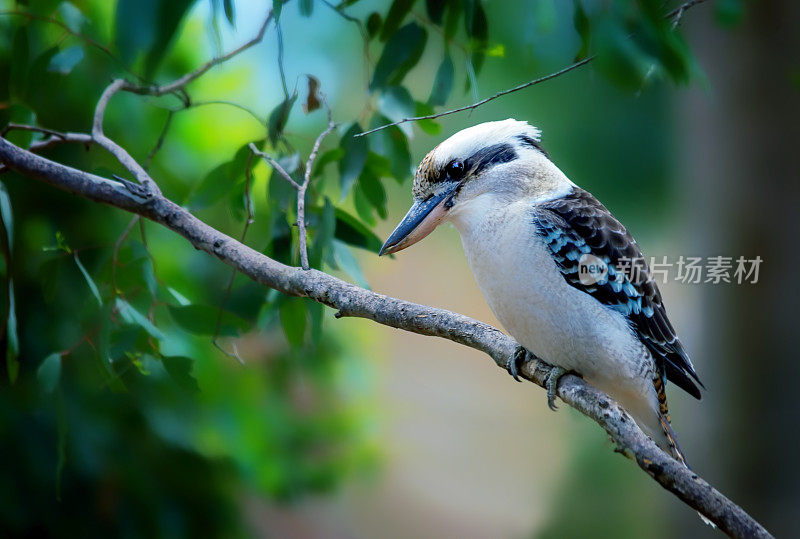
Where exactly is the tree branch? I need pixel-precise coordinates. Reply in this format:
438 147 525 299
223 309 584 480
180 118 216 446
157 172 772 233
297 94 336 270
0 135 772 538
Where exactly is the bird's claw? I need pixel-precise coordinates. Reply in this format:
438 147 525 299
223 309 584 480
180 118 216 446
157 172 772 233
507 346 529 382
545 366 568 411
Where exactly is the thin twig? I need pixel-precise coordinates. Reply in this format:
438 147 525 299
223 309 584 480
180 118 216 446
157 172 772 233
667 0 709 27
123 9 275 97
355 57 594 137
248 143 301 189
297 95 336 270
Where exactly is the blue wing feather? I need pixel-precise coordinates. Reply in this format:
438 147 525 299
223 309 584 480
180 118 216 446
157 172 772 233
534 188 703 399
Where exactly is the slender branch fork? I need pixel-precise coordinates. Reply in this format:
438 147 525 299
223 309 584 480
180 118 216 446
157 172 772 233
0 0 767 534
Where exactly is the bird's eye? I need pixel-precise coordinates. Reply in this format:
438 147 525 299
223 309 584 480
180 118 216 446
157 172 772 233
446 159 465 180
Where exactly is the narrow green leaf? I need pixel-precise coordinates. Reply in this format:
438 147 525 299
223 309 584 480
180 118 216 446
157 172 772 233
168 304 247 336
279 297 306 348
268 92 298 145
58 2 88 32
366 12 382 39
73 253 102 306
47 45 84 74
573 0 591 61
310 197 336 269
115 0 195 77
224 0 236 25
37 353 62 393
378 86 416 138
338 123 368 198
273 0 282 21
334 209 383 252
413 102 442 135
370 23 428 90
115 297 164 340
332 240 370 289
425 0 446 24
10 27 29 100
380 0 416 41
168 287 191 306
6 283 18 383
429 54 454 106
299 0 313 17
0 182 13 250
357 167 387 219
161 355 200 392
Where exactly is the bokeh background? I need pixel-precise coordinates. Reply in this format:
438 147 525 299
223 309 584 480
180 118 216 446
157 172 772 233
1 0 798 537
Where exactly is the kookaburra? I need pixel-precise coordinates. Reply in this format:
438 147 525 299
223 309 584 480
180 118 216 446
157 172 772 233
379 119 703 464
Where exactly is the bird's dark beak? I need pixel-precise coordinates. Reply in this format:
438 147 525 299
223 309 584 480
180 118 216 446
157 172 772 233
379 183 459 256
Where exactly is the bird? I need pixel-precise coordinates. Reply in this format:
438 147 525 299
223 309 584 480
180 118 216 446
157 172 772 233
379 119 704 466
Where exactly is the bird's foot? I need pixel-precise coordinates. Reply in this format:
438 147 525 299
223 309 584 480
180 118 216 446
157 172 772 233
545 366 568 411
507 346 531 382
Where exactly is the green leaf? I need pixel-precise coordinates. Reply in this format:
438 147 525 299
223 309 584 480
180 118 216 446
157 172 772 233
268 92 298 145
47 45 84 74
380 0 416 41
279 297 306 348
167 287 191 306
425 0 446 24
58 2 88 32
429 54 454 106
273 0 282 21
310 197 336 269
413 102 441 135
74 253 102 306
444 0 461 40
312 147 344 177
161 355 200 392
115 0 195 77
167 304 247 336
0 181 13 251
37 353 62 393
224 0 236 25
332 240 370 288
357 164 387 220
370 23 428 90
573 0 591 61
353 183 376 226
338 123 368 198
6 283 18 383
378 86 416 138
366 12 382 39
333 209 383 252
10 27 29 100
299 0 313 17
466 1 488 75
115 297 165 340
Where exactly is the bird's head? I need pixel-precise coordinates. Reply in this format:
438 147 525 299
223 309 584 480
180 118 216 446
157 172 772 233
380 119 557 255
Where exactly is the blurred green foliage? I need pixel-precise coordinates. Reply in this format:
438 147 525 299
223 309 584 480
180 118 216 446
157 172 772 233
0 0 714 535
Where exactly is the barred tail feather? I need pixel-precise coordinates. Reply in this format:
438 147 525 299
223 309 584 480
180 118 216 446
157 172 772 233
654 375 716 528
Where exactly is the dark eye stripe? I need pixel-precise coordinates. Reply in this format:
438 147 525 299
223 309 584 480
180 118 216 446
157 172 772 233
515 134 550 159
465 143 518 176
